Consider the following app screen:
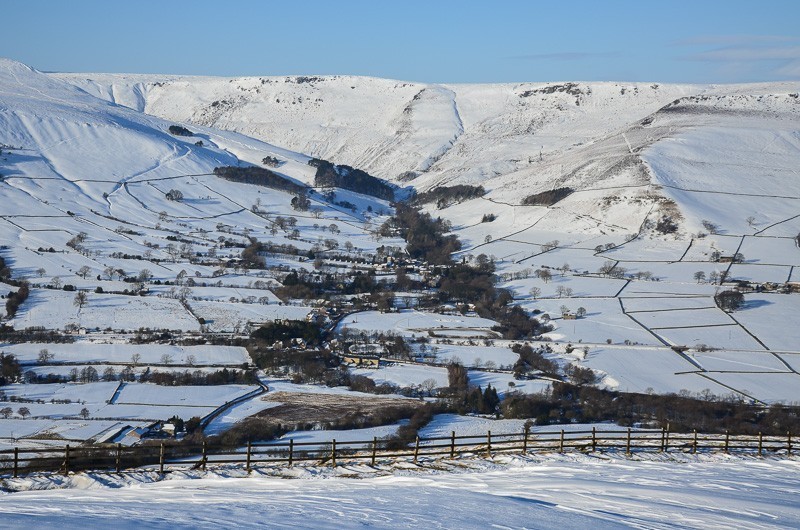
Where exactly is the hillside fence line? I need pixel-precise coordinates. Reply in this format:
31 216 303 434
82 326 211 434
0 427 794 479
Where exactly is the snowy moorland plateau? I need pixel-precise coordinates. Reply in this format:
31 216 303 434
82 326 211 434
1 56 800 525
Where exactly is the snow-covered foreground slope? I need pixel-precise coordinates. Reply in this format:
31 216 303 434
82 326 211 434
2 454 798 529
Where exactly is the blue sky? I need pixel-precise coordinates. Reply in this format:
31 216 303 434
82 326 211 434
3 0 799 83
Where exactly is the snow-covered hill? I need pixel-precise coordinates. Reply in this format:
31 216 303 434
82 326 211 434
56 71 800 239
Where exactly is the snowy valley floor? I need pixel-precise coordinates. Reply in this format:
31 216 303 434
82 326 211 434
1 453 799 529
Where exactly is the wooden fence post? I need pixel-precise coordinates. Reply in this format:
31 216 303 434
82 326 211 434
522 425 529 454
758 432 763 457
371 436 377 466
289 439 294 467
116 443 122 473
414 436 420 463
159 443 165 474
626 428 631 455
591 427 596 452
331 439 337 467
559 429 564 453
788 431 792 456
13 447 18 478
245 441 251 473
201 441 207 471
450 431 455 458
486 431 492 458
665 425 670 452
64 444 70 476
692 429 698 454
660 428 665 452
725 430 730 453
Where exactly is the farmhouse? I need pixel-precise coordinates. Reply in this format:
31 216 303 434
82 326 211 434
341 353 381 368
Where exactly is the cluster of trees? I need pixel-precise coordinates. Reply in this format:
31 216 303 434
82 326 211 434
0 406 32 419
146 368 258 386
251 320 322 347
487 301 549 340
309 158 395 200
0 326 72 344
460 385 500 415
213 166 307 195
275 268 390 301
512 343 559 378
521 187 573 206
379 203 460 265
385 404 437 449
290 193 311 211
5 283 29 318
0 353 21 385
165 189 184 201
443 362 500 414
0 256 10 280
715 290 745 312
413 185 486 208
439 259 496 304
655 215 679 234
66 231 88 254
168 125 194 137
240 238 267 269
501 383 800 435
261 156 282 167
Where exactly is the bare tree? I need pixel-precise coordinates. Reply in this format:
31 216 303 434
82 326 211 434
79 407 90 419
77 265 91 279
36 267 46 278
598 261 616 276
529 286 542 299
37 349 54 364
420 378 437 397
17 407 30 419
73 291 88 309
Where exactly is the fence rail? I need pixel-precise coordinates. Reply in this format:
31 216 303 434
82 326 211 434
0 427 794 479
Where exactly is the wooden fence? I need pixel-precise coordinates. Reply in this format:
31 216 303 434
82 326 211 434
0 427 794 479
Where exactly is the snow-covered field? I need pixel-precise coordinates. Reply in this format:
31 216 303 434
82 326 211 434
4 343 250 366
338 310 499 338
